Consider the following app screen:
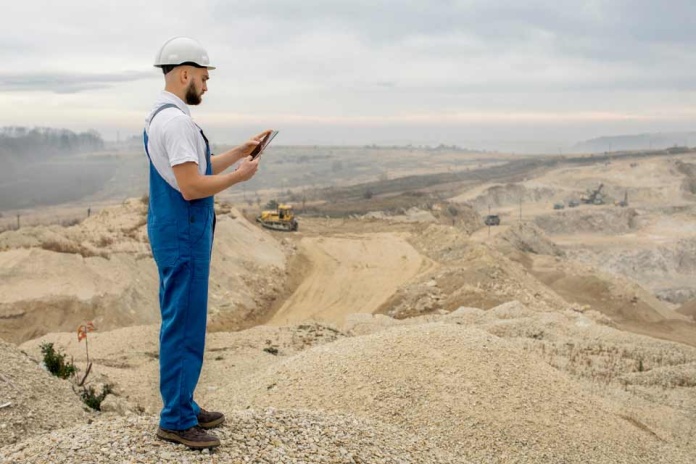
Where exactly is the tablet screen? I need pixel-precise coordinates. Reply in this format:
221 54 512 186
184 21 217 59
250 130 278 159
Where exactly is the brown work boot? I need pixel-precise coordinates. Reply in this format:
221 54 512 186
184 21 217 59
197 408 225 429
156 425 221 449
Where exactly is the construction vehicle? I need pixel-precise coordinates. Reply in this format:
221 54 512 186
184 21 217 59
568 199 580 208
615 191 629 207
256 204 298 231
484 214 500 226
580 183 605 205
667 146 690 155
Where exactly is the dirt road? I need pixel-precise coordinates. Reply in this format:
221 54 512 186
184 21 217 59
269 233 430 326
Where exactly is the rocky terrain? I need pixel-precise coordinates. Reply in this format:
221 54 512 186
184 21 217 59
0 339 89 446
2 300 695 463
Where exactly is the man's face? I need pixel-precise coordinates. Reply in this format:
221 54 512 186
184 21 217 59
185 68 209 106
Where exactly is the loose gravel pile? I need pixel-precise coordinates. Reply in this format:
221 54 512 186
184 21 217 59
3 302 695 463
0 409 461 464
0 339 89 446
225 322 694 463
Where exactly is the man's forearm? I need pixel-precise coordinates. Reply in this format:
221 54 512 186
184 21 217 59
211 146 246 174
180 170 246 200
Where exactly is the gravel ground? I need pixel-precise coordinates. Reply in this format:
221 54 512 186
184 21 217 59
3 302 695 463
0 409 461 464
223 319 695 464
0 339 90 446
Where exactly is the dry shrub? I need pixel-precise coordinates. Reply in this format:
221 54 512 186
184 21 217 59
40 240 79 254
39 240 109 259
96 236 114 248
60 218 82 228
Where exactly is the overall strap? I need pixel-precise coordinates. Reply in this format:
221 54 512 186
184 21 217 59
194 123 213 166
198 128 210 151
143 104 183 162
148 103 181 127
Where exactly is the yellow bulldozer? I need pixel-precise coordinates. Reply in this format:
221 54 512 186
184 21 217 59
256 204 299 231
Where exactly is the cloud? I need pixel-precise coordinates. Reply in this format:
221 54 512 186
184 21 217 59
0 0 695 148
0 71 156 94
210 1 696 50
201 0 696 99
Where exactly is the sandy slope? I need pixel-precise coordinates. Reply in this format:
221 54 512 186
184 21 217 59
0 201 287 343
677 299 696 320
268 233 430 326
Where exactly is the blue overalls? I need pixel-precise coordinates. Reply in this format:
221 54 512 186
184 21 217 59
143 104 215 431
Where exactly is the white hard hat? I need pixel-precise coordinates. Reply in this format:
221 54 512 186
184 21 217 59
154 37 216 70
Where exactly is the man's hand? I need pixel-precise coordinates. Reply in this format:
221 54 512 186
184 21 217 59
210 129 273 175
238 129 273 159
173 157 259 201
234 156 259 181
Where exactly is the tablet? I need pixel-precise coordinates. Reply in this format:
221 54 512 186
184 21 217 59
250 130 278 160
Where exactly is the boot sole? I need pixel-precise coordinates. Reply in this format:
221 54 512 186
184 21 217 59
199 416 225 429
156 428 221 449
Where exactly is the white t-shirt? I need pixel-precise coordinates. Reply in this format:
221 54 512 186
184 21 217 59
144 91 208 192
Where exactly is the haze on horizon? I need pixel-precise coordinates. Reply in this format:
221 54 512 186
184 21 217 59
2 0 696 153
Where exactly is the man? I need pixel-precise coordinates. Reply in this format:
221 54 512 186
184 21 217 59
144 36 268 449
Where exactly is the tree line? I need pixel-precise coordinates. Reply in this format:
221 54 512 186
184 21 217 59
0 126 104 162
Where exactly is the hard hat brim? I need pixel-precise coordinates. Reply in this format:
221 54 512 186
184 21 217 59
154 64 216 70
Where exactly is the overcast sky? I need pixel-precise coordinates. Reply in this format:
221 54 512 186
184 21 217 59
2 0 696 152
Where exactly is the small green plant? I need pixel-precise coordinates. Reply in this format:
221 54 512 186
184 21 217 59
263 346 279 355
80 384 113 411
40 342 78 379
264 339 279 355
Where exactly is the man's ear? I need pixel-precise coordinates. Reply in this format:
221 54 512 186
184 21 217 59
180 68 189 84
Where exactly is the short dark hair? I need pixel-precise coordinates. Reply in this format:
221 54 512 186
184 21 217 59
162 61 206 75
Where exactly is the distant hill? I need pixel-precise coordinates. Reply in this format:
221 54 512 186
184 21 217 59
573 132 696 153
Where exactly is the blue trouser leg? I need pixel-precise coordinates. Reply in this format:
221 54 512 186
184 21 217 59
158 255 210 430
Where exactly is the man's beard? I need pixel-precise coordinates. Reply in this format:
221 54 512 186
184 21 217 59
185 82 202 105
